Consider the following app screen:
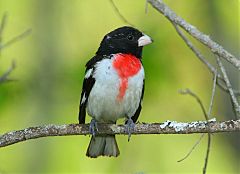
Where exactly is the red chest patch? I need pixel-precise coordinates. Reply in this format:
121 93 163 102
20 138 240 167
112 53 141 100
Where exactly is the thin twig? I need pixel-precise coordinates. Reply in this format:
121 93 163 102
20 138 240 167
203 133 211 174
0 120 240 148
178 82 217 164
148 0 240 69
202 69 218 174
109 0 135 27
208 70 218 117
172 23 240 96
145 0 149 14
172 23 218 78
177 133 205 162
0 12 8 57
0 61 16 83
0 28 31 50
217 80 240 96
216 56 240 118
179 89 208 120
0 12 7 45
0 14 31 84
0 13 7 34
179 89 211 174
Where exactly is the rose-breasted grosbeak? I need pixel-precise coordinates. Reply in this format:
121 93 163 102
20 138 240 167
79 26 152 158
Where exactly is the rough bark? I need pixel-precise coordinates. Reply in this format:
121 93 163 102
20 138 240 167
1 119 239 148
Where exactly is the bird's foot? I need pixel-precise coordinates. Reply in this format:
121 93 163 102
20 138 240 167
125 118 135 142
89 119 98 137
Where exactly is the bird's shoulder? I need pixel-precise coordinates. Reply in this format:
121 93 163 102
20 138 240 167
85 55 112 70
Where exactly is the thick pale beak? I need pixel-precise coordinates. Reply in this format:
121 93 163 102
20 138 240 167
138 34 153 47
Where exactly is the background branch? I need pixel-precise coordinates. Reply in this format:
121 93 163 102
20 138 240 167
0 120 240 148
146 0 239 122
0 13 31 84
179 89 212 174
109 0 134 27
0 12 7 51
216 56 240 118
172 23 240 96
0 60 16 83
0 28 31 51
148 0 240 70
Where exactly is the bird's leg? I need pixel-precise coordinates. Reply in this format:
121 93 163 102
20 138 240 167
89 118 98 138
125 117 135 142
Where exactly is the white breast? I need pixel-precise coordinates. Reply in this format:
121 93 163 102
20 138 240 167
86 58 144 123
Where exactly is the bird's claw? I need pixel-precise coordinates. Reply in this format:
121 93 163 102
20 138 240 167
125 118 135 142
89 119 98 137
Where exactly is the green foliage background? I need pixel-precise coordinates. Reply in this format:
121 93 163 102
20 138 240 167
0 0 239 173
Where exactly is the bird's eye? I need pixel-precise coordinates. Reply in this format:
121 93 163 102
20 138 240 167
127 34 134 41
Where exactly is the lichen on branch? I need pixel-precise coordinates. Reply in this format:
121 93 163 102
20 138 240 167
0 119 239 148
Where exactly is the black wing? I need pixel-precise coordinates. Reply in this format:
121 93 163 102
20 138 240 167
130 79 145 123
79 57 101 123
79 55 110 123
78 72 95 124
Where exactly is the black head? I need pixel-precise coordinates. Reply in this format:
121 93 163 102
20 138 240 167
96 26 152 58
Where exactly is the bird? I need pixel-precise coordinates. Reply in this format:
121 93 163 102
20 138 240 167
78 26 152 158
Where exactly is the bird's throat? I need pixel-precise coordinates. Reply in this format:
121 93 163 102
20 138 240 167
113 53 141 101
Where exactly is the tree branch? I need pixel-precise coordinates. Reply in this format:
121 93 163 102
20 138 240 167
0 120 239 148
0 60 16 83
179 88 212 174
147 0 240 70
109 0 134 27
216 56 240 118
0 13 31 84
0 12 7 50
171 23 240 96
0 28 31 51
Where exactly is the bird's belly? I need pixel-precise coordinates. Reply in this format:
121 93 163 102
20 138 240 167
87 79 125 122
86 59 144 122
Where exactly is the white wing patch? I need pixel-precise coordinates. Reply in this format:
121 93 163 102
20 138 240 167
85 68 93 79
81 93 86 104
